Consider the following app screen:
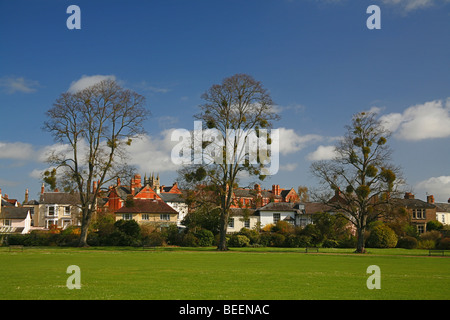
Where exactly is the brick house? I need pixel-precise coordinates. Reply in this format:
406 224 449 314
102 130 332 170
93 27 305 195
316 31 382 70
392 192 437 234
231 184 299 209
103 173 188 226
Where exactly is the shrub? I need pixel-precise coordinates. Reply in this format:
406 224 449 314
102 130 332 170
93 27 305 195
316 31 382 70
228 234 250 247
270 233 285 247
437 237 450 250
366 224 398 248
337 236 357 248
238 228 260 244
397 236 418 249
420 230 441 242
427 220 443 232
143 232 166 247
418 239 435 249
195 229 214 247
322 239 339 248
180 232 198 247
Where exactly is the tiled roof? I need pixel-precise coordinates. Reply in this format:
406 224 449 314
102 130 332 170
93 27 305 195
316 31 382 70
115 199 178 214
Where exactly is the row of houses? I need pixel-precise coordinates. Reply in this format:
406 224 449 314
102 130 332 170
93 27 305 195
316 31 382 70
1 173 450 236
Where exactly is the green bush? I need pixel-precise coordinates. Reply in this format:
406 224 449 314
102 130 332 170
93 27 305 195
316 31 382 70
143 232 166 246
366 224 398 248
417 239 435 249
322 239 339 248
195 229 214 247
238 228 260 244
397 236 418 249
427 220 443 231
270 233 285 247
228 234 250 247
437 237 450 250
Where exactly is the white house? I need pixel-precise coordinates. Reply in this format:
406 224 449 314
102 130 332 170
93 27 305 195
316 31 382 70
159 192 189 227
0 207 32 234
435 202 450 225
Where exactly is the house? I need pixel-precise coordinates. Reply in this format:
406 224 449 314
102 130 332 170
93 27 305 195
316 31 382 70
256 202 303 228
435 198 450 226
0 207 32 234
114 198 179 226
104 174 188 226
159 191 188 227
0 189 31 234
392 193 437 234
28 184 82 229
231 184 299 209
227 208 258 232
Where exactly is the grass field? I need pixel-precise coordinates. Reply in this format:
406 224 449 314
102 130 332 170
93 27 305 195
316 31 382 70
0 246 448 300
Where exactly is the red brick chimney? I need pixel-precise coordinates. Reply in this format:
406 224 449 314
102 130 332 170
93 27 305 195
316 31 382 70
41 183 45 194
404 192 414 199
427 195 435 204
272 185 281 196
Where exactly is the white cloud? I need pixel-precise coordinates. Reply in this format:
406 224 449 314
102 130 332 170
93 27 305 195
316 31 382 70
306 145 338 161
0 76 40 94
68 74 116 93
0 141 34 160
416 176 450 202
279 163 298 172
379 0 438 11
124 130 181 173
278 128 323 155
380 99 450 140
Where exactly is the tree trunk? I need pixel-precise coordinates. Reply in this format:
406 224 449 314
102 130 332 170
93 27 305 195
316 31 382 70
217 209 229 251
78 208 92 247
355 219 367 253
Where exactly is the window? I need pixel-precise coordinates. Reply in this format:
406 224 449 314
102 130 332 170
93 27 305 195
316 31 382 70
4 219 11 226
122 214 133 220
142 214 150 220
417 225 424 234
244 219 250 228
228 218 234 228
64 206 71 216
273 213 280 224
160 214 170 221
48 206 55 216
412 209 426 219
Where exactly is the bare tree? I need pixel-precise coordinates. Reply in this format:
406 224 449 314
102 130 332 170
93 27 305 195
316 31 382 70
310 111 402 253
43 79 149 246
180 74 280 250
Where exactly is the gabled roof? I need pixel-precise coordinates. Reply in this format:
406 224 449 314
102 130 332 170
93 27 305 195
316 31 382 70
435 202 450 212
303 202 333 214
39 192 81 205
391 198 436 209
115 199 178 214
1 207 30 219
257 201 301 212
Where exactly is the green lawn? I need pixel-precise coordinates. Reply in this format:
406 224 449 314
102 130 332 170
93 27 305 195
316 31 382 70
0 247 448 300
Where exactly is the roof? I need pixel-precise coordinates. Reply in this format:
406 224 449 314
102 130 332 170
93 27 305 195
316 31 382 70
229 208 256 217
391 198 436 209
39 192 81 205
1 207 30 219
159 193 185 203
115 199 178 214
257 201 301 212
303 202 333 214
435 202 450 212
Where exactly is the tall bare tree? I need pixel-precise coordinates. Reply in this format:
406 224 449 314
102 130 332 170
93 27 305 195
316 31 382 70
43 79 149 246
179 74 280 250
310 111 401 253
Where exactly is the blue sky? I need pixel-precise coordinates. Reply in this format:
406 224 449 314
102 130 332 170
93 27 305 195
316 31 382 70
1 0 450 203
